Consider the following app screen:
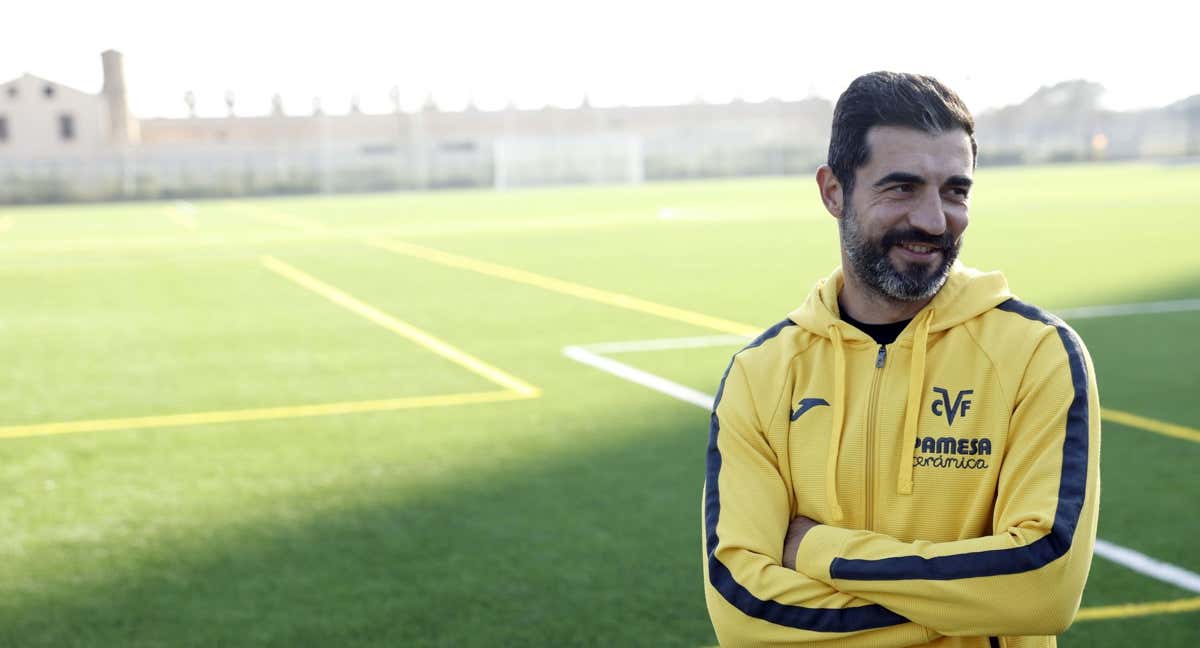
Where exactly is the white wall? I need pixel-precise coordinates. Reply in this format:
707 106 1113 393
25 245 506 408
0 75 111 158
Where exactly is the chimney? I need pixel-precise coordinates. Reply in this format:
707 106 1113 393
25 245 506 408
101 49 138 145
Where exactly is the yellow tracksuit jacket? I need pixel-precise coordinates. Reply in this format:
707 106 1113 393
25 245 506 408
702 263 1101 647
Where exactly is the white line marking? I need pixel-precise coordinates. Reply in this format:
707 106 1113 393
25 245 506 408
565 342 1200 593
0 216 13 233
1094 539 1200 593
1057 299 1200 320
566 296 1200 354
579 335 749 354
563 346 715 410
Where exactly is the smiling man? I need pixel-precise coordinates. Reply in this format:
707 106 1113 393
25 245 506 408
702 72 1101 647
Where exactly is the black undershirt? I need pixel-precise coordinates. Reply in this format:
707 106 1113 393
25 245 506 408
839 301 912 346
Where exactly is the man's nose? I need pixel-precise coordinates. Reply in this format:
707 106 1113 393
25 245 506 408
909 188 947 236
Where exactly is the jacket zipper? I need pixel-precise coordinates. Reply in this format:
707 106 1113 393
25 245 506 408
865 344 887 530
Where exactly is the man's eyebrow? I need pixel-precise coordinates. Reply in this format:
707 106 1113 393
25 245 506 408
873 172 925 187
945 175 974 188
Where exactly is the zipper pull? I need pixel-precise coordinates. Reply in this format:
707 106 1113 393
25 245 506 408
875 345 887 368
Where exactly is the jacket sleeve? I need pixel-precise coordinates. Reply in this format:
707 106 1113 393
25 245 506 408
704 357 937 647
792 324 1101 637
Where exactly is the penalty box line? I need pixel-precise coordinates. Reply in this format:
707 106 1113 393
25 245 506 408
368 237 1199 443
367 238 761 337
571 328 1200 446
564 338 1200 620
0 258 540 441
260 256 538 397
0 391 529 440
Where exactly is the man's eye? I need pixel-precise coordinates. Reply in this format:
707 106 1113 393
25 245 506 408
948 187 970 198
892 184 914 193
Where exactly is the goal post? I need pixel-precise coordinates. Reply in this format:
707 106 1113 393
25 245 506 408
493 133 644 190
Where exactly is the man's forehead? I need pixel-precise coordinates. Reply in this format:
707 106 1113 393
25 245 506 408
862 125 974 180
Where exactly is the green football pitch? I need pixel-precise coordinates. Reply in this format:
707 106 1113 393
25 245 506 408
0 162 1197 646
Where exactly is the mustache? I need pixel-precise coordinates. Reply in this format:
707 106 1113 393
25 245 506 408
881 228 956 251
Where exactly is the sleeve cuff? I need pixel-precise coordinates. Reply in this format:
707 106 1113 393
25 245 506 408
793 524 857 583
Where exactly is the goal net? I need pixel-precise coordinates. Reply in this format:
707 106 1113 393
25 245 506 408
492 133 644 189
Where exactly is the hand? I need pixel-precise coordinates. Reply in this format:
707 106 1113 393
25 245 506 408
781 516 821 569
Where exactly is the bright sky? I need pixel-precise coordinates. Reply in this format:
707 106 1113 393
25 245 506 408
3 0 1190 119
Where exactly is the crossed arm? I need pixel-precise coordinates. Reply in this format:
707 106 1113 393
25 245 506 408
704 332 1100 646
703 360 936 647
781 517 822 570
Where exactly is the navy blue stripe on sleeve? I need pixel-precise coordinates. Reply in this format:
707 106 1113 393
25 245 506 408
705 318 909 631
829 298 1090 581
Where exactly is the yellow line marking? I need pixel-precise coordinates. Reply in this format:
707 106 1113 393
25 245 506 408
3 255 541 440
371 239 1200 443
236 202 328 234
1103 408 1200 444
1075 595 1200 621
368 239 761 337
0 390 532 440
261 255 539 396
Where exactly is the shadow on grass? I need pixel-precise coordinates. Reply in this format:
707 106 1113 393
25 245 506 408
1072 272 1200 309
5 272 1198 648
10 391 1196 648
0 403 719 648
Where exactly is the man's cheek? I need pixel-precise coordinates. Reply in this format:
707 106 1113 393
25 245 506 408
947 207 969 232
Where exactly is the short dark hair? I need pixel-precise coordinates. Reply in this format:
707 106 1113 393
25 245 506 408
828 71 977 198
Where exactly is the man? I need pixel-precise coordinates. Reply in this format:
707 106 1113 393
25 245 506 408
702 72 1100 647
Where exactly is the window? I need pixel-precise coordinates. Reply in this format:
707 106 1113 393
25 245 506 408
59 113 75 141
43 84 55 99
0 115 8 142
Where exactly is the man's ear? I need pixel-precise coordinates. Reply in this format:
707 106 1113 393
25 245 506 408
815 165 844 219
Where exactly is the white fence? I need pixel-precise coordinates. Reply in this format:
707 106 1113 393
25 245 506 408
0 134 827 203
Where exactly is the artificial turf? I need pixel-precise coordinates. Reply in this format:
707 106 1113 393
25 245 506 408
0 162 1196 646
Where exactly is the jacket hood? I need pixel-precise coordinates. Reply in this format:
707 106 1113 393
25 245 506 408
787 261 1013 342
784 262 1012 521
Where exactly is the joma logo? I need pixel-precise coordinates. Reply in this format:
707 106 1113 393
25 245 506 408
931 387 973 426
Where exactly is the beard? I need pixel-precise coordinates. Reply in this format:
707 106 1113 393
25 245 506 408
839 205 961 302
